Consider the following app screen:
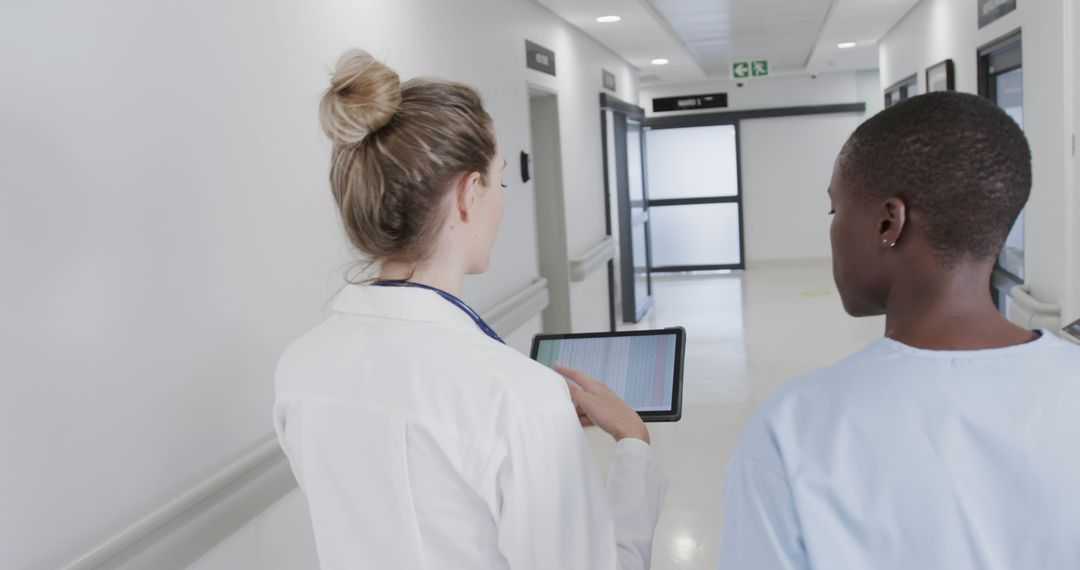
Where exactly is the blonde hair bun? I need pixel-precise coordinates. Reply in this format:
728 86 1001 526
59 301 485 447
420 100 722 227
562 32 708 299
321 48 496 265
319 49 402 146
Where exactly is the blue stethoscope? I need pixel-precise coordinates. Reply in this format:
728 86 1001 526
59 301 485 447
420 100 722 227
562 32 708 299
372 280 506 345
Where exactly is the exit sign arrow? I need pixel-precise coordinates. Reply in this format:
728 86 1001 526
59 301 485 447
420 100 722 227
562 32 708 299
732 61 750 78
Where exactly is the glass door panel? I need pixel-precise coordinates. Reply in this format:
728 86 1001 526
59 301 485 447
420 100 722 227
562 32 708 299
650 203 741 267
646 125 739 199
995 67 1024 280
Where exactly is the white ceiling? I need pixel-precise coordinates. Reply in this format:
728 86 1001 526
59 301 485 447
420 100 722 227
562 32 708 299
533 0 709 84
805 0 922 74
535 0 920 85
649 0 834 76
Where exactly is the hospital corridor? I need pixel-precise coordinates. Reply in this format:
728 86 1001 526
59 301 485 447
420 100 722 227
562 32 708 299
4 0 1080 569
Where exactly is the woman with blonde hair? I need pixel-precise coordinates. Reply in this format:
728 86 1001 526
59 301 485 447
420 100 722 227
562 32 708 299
273 49 666 570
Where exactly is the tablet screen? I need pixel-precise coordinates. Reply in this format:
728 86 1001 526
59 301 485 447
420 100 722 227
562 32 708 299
531 328 684 420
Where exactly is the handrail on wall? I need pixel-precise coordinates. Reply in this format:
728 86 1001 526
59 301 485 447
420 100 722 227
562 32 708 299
62 278 550 569
482 277 549 336
569 236 615 282
1009 284 1062 330
61 438 292 570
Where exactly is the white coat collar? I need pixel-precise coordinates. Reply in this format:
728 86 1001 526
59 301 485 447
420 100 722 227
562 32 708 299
331 284 482 335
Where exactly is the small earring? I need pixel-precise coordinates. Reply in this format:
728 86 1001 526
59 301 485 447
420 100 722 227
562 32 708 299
889 241 897 248
881 238 888 246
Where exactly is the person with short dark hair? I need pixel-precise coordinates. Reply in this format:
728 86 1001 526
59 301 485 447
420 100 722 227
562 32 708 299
716 92 1080 569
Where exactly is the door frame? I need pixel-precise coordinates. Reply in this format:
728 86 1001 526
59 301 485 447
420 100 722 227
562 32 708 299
528 86 572 333
978 28 1024 312
601 93 654 324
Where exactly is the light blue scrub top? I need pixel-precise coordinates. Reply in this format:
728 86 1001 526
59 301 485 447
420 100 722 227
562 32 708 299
718 332 1080 569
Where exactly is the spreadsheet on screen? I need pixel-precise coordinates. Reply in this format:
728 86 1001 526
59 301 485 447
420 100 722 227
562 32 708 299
535 334 676 412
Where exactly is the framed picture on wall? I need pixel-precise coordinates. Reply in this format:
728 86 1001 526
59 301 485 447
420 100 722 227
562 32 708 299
978 0 1017 29
884 74 918 108
926 59 956 92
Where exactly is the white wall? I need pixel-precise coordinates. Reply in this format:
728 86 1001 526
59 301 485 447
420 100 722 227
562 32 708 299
187 491 319 570
0 0 636 567
740 113 863 262
880 0 1078 324
1073 0 1080 332
640 71 874 263
857 69 885 119
570 271 611 331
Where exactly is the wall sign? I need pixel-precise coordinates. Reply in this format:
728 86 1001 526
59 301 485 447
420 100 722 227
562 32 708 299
884 74 918 108
732 60 769 78
652 93 728 113
978 0 1017 28
602 69 616 92
525 40 556 76
926 59 956 92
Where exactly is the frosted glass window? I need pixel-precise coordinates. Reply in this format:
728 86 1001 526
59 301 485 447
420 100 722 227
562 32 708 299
646 125 739 199
650 203 740 267
997 68 1023 128
632 220 648 270
995 67 1023 279
627 120 646 205
632 222 649 301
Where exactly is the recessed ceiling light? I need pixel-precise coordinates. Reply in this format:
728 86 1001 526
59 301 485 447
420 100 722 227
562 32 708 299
596 15 622 23
651 58 670 65
837 42 857 49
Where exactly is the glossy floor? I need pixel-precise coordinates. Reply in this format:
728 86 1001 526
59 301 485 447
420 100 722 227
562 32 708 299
583 261 884 569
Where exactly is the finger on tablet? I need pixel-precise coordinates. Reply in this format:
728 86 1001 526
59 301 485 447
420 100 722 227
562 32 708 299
555 365 582 388
564 376 582 395
564 378 591 405
555 365 598 393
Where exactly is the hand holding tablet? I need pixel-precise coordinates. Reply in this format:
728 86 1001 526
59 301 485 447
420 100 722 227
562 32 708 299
531 328 686 422
557 365 651 442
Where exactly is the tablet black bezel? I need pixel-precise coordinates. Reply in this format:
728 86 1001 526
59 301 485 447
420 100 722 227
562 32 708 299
530 327 685 422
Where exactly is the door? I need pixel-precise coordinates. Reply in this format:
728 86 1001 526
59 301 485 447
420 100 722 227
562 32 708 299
979 30 1024 315
642 122 745 272
529 88 572 333
601 94 653 324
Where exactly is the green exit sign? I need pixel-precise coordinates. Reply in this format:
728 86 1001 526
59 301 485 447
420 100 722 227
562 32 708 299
732 60 769 78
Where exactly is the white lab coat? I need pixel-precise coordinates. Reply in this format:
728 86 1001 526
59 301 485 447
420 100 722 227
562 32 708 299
274 284 667 570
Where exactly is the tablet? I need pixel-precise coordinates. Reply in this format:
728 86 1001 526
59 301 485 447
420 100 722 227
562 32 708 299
1064 317 1080 343
530 327 685 422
